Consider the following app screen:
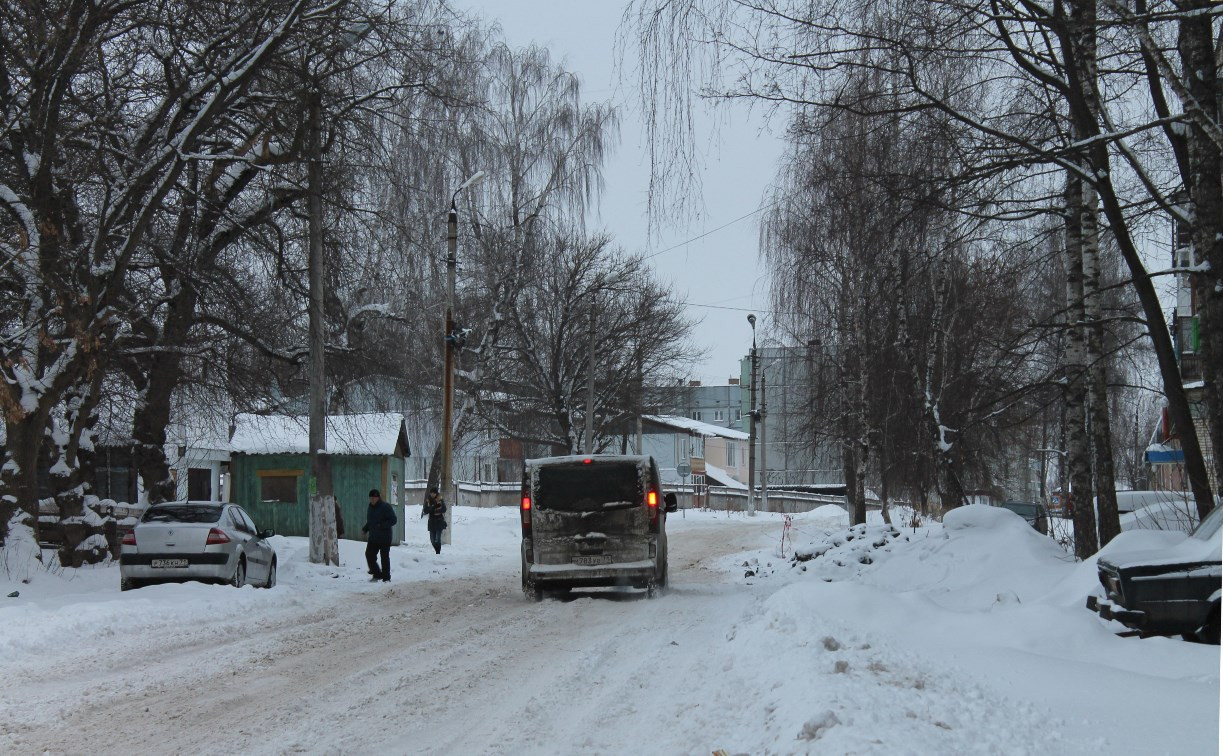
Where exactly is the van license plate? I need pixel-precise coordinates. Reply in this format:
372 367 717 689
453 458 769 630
573 555 612 566
151 558 188 568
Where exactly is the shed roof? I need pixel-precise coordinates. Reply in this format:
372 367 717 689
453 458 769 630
703 461 746 489
643 414 750 441
230 413 410 457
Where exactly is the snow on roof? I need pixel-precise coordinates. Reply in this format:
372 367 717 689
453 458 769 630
703 461 746 489
643 414 749 440
231 413 409 457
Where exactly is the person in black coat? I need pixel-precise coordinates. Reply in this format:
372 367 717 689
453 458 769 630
422 488 447 554
362 489 397 581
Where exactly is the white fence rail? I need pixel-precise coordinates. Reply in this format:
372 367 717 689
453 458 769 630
409 480 850 515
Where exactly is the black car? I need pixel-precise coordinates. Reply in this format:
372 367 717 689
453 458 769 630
1086 502 1222 643
998 501 1049 535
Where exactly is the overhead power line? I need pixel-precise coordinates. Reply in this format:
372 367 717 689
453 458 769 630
642 201 777 261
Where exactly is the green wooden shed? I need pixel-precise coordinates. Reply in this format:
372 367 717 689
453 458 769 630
229 413 411 544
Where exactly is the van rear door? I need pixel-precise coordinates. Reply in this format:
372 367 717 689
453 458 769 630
532 460 651 566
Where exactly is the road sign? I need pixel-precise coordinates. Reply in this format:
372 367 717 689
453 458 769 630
676 462 692 477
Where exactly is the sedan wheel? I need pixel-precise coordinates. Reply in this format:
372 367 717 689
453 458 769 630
120 577 140 592
230 558 246 588
263 559 277 589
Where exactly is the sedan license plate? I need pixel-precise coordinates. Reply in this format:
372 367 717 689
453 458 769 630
151 558 188 568
573 555 612 566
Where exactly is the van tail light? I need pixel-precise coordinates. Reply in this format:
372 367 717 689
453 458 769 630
121 530 136 546
205 528 231 545
647 489 660 532
521 494 532 536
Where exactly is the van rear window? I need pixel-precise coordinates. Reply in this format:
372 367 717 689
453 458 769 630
536 464 642 512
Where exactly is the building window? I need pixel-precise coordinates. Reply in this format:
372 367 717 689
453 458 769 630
727 445 735 466
257 470 301 503
187 468 212 501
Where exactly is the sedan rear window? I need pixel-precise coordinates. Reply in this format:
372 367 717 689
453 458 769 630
142 504 223 523
536 464 642 512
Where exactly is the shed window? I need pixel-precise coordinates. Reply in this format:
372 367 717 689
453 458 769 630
259 472 300 503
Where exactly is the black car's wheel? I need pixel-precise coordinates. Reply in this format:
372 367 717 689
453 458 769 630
1199 604 1220 645
230 557 246 588
262 558 277 589
120 576 141 592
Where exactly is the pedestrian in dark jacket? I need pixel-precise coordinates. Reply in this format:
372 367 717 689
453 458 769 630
421 488 447 554
362 489 397 581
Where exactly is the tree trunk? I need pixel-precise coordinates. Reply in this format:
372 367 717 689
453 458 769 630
129 286 196 505
51 373 112 566
0 412 52 547
1065 171 1099 559
1082 180 1120 545
1179 2 1223 500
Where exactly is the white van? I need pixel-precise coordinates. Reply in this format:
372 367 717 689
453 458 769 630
520 455 677 600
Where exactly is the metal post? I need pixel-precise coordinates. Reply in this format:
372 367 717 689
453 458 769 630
746 314 758 516
760 361 768 514
585 297 597 452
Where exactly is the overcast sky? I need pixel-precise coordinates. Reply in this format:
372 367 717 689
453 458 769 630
455 0 787 385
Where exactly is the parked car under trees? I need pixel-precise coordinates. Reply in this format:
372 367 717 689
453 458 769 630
120 502 277 591
997 501 1050 535
1087 503 1223 644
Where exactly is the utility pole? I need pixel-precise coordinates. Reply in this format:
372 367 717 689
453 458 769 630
307 84 336 566
440 171 485 544
746 313 758 516
635 361 643 454
441 199 457 544
585 297 597 452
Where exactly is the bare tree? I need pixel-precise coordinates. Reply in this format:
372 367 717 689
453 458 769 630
628 0 1220 519
0 0 355 548
479 232 698 454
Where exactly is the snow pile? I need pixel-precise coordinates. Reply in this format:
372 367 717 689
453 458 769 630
1 506 1217 755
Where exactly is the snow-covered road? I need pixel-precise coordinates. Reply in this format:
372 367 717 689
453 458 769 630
1 506 1218 755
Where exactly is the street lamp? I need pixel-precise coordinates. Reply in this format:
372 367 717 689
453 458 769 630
440 170 485 541
746 313 758 516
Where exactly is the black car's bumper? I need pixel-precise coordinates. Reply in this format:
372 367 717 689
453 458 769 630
1086 594 1146 627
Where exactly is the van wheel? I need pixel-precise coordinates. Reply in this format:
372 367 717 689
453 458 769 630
659 561 668 589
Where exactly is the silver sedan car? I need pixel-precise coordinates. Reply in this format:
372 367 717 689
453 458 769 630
120 501 277 590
